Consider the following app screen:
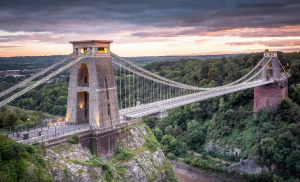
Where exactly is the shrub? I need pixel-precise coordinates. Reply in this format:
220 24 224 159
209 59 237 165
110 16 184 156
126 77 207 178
117 148 135 161
224 163 230 167
184 158 191 164
66 133 79 144
167 152 175 160
114 138 123 154
90 154 106 168
201 151 208 160
144 135 159 152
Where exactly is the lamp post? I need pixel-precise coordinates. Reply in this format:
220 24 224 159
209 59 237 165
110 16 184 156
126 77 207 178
55 123 56 137
27 118 30 132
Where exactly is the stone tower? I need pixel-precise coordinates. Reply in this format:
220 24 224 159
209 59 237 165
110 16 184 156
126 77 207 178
66 40 120 127
253 51 289 116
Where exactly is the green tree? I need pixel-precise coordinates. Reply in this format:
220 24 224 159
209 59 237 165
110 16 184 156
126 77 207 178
142 116 156 129
218 97 225 112
5 113 19 127
292 83 300 105
208 68 218 82
165 125 174 135
154 128 163 142
187 120 205 149
190 103 204 120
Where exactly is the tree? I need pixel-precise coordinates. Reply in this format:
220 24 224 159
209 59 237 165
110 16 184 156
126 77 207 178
142 116 156 129
187 120 205 149
218 97 225 112
190 103 203 120
245 59 253 68
208 68 218 82
277 98 293 121
0 114 5 128
154 128 163 142
292 83 300 106
5 113 19 127
165 125 174 135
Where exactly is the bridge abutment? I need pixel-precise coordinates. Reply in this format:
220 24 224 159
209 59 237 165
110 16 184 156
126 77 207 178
44 118 140 157
254 50 289 116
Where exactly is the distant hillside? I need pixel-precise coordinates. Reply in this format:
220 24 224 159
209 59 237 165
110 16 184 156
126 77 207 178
123 54 240 67
0 54 240 70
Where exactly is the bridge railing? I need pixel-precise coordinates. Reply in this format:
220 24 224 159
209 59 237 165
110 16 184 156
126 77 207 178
0 117 65 135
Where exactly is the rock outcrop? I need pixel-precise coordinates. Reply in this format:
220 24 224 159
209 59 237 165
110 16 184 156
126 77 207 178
204 140 241 157
44 143 103 182
226 159 262 174
44 123 177 182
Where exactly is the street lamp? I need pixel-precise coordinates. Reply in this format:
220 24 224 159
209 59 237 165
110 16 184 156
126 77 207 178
27 118 30 132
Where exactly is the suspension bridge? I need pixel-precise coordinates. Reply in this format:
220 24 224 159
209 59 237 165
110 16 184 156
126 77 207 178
0 40 290 156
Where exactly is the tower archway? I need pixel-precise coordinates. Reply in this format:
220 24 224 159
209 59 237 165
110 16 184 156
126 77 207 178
77 91 89 124
77 63 89 86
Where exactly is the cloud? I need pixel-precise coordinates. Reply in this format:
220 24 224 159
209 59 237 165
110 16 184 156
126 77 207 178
0 0 299 42
0 46 19 48
226 39 300 47
194 39 212 44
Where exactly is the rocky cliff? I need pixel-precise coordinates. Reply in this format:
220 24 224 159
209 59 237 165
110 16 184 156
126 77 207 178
42 123 178 182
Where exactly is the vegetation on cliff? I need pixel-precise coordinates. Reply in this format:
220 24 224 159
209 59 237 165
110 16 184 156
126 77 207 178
0 134 52 182
141 51 300 181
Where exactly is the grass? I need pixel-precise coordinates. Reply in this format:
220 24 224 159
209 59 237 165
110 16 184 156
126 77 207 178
26 81 36 86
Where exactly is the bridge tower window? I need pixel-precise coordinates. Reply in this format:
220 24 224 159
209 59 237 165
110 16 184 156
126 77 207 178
81 48 87 54
105 77 110 99
98 47 107 53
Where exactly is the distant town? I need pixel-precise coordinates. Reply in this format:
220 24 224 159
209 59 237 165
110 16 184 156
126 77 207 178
0 69 43 78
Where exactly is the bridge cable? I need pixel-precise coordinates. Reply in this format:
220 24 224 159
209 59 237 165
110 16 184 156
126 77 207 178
0 51 91 108
0 51 76 98
111 52 265 91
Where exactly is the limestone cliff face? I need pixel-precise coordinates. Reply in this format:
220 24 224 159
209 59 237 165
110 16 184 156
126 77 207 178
44 123 177 182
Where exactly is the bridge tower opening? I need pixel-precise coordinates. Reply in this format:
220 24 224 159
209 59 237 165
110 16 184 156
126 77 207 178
253 50 289 117
77 91 89 123
66 40 120 128
77 63 89 86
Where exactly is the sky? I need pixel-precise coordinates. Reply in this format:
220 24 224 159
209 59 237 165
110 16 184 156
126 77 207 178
0 0 300 57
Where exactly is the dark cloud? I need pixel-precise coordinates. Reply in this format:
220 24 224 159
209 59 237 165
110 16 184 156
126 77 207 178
226 39 300 47
0 0 299 42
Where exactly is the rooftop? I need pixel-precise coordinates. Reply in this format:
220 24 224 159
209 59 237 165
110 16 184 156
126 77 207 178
264 51 277 53
69 40 113 44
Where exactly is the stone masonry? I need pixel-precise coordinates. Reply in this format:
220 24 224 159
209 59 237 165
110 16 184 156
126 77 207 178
66 40 120 128
253 51 289 116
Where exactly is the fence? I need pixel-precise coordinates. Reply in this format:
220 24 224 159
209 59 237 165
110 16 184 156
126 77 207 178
0 117 65 135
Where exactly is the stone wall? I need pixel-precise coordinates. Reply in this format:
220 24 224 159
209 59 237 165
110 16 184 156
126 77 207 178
253 78 288 116
44 118 141 157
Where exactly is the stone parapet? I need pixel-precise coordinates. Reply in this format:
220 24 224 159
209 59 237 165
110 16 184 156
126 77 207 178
43 118 141 157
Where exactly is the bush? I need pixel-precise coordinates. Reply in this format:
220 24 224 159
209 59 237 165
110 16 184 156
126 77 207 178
90 154 106 168
66 133 79 144
167 152 175 160
184 158 191 164
117 148 135 161
144 134 159 152
224 163 230 167
201 151 208 160
114 138 123 154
